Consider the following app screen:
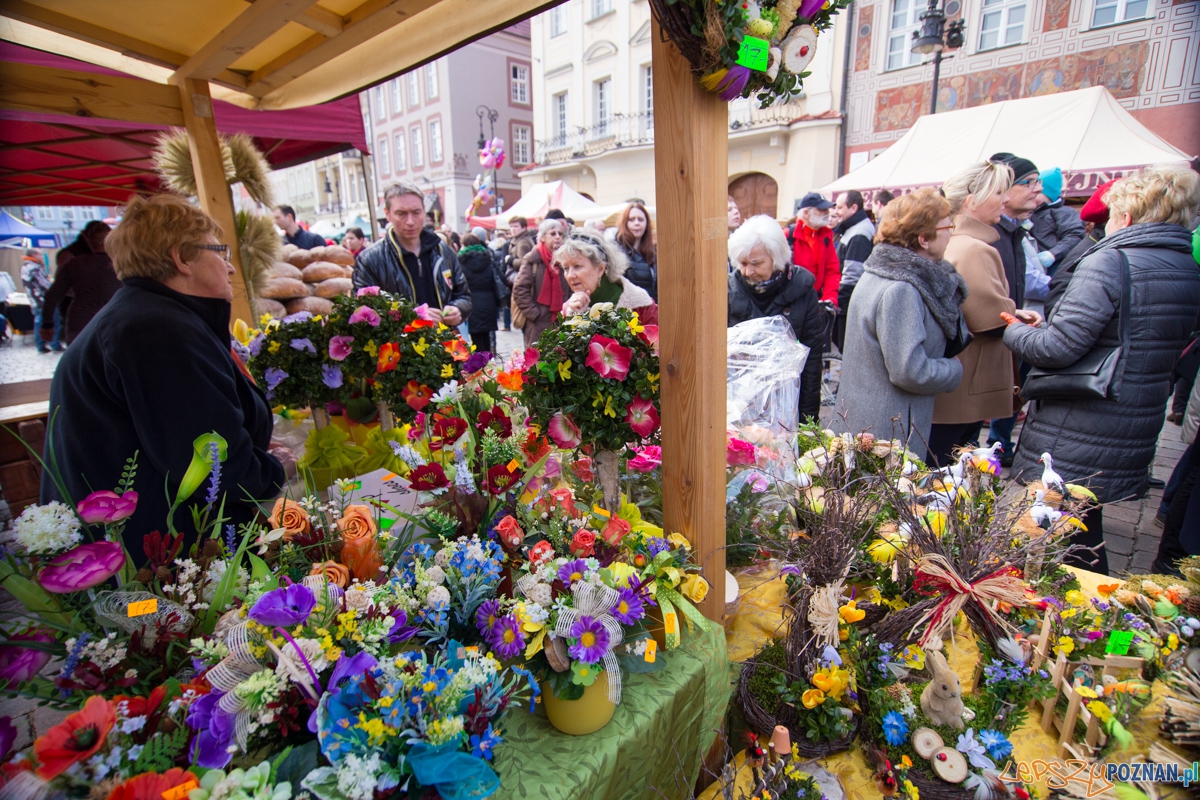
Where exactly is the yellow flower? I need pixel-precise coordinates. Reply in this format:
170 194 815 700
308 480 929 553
441 363 455 378
1165 633 1180 653
667 532 692 550
1074 685 1098 699
1060 608 1078 619
903 779 920 800
1065 590 1086 607
412 337 429 357
867 587 883 605
259 313 274 326
557 359 572 381
839 600 866 624
628 312 644 334
608 561 637 587
267 340 281 354
1053 636 1075 657
1087 700 1112 723
680 574 709 603
839 627 849 641
801 688 826 708
647 372 659 391
363 340 378 358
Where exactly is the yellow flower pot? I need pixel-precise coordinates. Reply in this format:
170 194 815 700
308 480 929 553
541 671 616 735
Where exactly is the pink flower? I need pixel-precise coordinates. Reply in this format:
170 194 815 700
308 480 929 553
625 396 660 438
726 437 756 467
38 541 125 594
414 303 434 321
356 286 381 297
0 631 54 684
585 335 633 380
348 306 381 326
627 445 662 473
639 325 659 353
329 335 355 360
548 412 582 449
76 490 138 525
544 456 562 480
523 347 540 369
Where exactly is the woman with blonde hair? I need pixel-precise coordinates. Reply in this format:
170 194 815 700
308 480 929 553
1004 164 1200 574
833 189 967 458
926 161 1041 465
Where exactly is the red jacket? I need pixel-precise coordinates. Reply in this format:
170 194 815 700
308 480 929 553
792 223 841 305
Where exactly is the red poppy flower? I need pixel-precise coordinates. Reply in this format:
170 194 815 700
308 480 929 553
485 464 519 495
112 685 167 722
521 430 552 463
497 369 523 390
408 463 450 491
429 416 468 450
477 408 513 439
585 334 633 380
106 767 198 800
625 396 661 438
444 338 470 362
403 319 436 333
34 695 116 779
402 380 434 411
376 342 401 374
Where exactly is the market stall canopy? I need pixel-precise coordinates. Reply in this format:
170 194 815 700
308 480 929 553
0 0 550 111
469 181 654 230
0 42 369 206
0 210 56 247
822 87 1193 199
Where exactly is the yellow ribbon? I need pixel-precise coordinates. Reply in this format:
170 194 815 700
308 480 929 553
299 424 367 477
357 427 411 476
655 584 715 650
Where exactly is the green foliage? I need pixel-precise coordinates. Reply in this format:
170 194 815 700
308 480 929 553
115 453 139 495
725 479 788 567
132 725 189 773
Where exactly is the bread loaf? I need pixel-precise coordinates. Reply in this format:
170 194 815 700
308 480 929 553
342 265 355 279
260 277 309 299
281 243 298 257
269 262 303 281
302 261 345 283
253 298 286 318
314 277 353 298
323 245 355 266
286 249 316 268
284 296 333 316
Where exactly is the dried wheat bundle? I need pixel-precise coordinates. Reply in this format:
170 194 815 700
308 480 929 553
236 210 282 300
227 133 274 207
152 130 233 197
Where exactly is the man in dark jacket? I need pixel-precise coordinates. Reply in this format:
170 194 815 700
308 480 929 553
354 182 472 326
273 205 326 250
831 190 875 351
56 220 110 269
1030 167 1085 275
41 226 121 344
503 216 536 285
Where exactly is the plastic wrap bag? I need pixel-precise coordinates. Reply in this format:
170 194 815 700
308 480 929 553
726 316 810 437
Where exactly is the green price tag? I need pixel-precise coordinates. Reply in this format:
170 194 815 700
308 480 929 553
380 516 397 531
1105 630 1134 655
735 36 770 72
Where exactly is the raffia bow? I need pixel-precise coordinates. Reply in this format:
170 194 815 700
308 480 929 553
909 554 1027 647
552 581 625 704
807 581 845 650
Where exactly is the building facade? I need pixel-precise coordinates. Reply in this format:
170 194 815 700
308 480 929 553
8 205 116 247
265 148 373 238
843 0 1200 171
523 0 850 220
363 22 533 231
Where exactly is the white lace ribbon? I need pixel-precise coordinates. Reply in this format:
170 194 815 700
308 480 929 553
552 581 625 703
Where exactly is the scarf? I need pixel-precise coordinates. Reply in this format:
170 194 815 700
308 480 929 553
863 243 967 339
590 275 623 306
535 242 564 316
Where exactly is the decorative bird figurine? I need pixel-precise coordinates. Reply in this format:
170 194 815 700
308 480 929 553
968 442 1003 460
925 452 970 489
1038 452 1065 495
1029 490 1087 532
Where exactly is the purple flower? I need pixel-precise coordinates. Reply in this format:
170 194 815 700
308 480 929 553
356 286 380 297
76 490 138 524
387 610 418 643
0 630 54 684
348 305 381 326
329 651 377 694
249 584 316 627
568 615 610 664
187 691 236 768
491 614 525 660
611 587 645 625
557 559 588 585
282 311 313 324
463 351 491 373
264 367 288 398
204 441 221 510
247 334 264 358
289 337 316 354
321 365 343 389
779 564 802 577
799 0 828 20
38 541 124 593
329 335 354 361
646 537 670 557
475 598 501 635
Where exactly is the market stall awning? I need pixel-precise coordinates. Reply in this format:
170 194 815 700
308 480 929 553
0 210 56 246
0 42 369 206
822 87 1193 198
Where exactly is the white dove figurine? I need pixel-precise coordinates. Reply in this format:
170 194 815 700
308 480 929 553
1038 452 1065 495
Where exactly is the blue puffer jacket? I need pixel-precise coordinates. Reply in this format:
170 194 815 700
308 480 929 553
1004 222 1200 502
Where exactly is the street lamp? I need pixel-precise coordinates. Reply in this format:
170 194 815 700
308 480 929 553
911 0 965 115
476 104 501 215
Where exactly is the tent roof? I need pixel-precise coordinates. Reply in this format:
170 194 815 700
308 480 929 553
469 181 605 230
0 210 56 246
0 42 369 206
822 87 1192 197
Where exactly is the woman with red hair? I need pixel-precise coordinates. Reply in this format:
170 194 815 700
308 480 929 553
615 202 657 301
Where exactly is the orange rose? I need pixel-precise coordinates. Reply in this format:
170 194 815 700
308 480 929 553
339 504 381 581
310 560 351 588
494 515 525 550
269 498 311 541
601 516 631 546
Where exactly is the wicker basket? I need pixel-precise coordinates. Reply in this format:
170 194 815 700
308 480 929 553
647 0 709 73
736 656 860 758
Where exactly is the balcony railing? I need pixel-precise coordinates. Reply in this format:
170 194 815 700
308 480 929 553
533 99 807 166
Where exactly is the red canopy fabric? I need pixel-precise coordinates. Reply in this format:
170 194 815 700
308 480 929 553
0 43 369 207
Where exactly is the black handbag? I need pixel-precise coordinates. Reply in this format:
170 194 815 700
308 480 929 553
1021 250 1130 402
943 313 973 359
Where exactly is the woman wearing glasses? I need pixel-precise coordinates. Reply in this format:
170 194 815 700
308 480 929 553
557 229 658 324
42 194 287 560
927 161 1042 466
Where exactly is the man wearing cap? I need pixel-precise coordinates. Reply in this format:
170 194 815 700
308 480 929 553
792 192 841 306
1030 167 1085 275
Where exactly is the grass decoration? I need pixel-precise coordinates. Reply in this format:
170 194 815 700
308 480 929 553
152 130 233 197
235 210 281 300
227 133 274 207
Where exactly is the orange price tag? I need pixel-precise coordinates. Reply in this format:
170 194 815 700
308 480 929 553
506 459 520 473
127 599 158 617
664 612 677 635
591 505 611 519
162 780 198 800
644 639 657 663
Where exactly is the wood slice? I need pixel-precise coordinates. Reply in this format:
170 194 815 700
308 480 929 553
268 262 303 280
284 296 333 316
314 277 353 298
912 727 944 759
929 747 968 784
260 277 309 300
302 261 346 282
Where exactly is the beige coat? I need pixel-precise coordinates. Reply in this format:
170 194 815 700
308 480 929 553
933 216 1018 424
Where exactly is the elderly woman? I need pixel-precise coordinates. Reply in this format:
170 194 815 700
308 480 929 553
728 215 826 422
512 218 567 347
42 194 286 559
557 229 658 323
1004 165 1200 574
832 189 967 458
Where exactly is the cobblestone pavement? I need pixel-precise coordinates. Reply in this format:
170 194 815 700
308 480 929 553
0 332 64 385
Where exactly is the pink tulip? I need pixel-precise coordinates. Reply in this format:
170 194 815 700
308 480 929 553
76 490 138 525
0 631 54 684
38 541 125 594
548 412 582 449
348 306 381 326
585 335 633 381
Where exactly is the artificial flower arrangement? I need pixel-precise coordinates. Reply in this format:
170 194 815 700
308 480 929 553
724 431 792 569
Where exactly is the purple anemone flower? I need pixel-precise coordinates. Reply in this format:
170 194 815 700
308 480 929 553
491 614 525 660
387 609 418 643
249 584 316 627
187 690 236 768
568 615 610 664
611 587 645 625
463 351 491 373
557 559 589 586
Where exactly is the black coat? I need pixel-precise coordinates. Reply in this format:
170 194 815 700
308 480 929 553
42 252 122 343
1031 199 1086 271
727 267 825 421
354 228 472 317
992 216 1027 309
42 278 285 558
621 244 657 301
459 246 500 333
1005 223 1200 502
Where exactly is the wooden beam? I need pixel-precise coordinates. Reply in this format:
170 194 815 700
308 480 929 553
295 4 345 37
244 0 433 97
173 0 323 82
651 20 729 623
175 78 254 326
0 0 248 90
0 61 184 126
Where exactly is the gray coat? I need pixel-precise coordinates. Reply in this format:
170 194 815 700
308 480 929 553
832 271 964 461
1005 222 1200 502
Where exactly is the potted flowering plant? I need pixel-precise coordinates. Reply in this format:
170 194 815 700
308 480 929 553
247 309 333 412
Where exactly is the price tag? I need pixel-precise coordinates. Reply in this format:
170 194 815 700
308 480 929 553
507 459 520 473
162 781 198 800
592 505 611 519
1106 630 1134 655
127 599 158 617
644 639 657 663
735 35 770 71
664 612 678 636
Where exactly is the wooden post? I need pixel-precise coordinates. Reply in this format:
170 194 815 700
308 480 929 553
175 77 254 326
652 21 728 623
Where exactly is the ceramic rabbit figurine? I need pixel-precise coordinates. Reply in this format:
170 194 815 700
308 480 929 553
920 650 966 729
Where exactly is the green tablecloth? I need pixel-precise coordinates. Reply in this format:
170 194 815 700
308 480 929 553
494 620 731 800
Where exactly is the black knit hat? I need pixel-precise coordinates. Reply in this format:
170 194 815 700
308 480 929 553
990 152 1039 182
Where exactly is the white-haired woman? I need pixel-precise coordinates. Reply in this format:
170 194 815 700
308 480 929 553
727 215 826 421
557 229 658 323
512 218 567 347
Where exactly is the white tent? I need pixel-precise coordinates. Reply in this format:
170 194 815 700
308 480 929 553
469 181 654 230
822 87 1192 196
